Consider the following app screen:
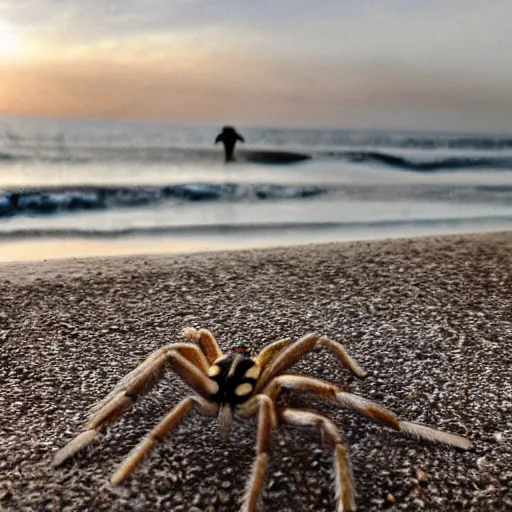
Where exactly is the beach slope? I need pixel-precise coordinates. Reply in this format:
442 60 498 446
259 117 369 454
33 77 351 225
1 233 511 511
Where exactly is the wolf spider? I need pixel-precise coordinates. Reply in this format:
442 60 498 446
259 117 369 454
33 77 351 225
53 328 472 511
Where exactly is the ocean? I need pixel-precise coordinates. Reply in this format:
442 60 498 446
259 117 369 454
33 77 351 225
1 115 512 261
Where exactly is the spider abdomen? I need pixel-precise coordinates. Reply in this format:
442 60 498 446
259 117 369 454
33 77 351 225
207 353 260 405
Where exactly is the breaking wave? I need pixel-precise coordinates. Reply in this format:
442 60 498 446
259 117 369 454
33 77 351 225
2 143 512 172
329 151 512 172
0 183 327 217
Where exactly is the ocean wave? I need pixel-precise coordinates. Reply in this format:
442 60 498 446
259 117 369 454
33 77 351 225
1 216 511 240
0 146 311 165
2 141 512 172
329 151 512 171
0 183 327 217
387 135 512 150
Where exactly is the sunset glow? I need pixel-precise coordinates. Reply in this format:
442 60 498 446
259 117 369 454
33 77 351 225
1 1 512 132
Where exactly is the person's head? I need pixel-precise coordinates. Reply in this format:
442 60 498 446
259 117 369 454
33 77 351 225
222 126 236 134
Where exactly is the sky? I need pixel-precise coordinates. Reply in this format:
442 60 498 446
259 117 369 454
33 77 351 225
1 0 511 132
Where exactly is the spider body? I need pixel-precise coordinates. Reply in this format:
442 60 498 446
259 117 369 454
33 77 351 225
53 328 472 512
208 350 260 406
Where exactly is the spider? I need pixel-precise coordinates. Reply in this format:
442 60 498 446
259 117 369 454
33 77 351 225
53 328 472 511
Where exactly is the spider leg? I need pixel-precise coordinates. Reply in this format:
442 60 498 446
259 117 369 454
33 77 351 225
91 343 211 416
182 327 223 364
264 375 472 450
237 393 279 434
238 395 276 512
111 396 217 485
53 344 218 467
255 333 366 393
254 337 294 367
279 407 356 512
336 391 473 449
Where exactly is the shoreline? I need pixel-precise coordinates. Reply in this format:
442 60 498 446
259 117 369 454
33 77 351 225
1 224 511 264
1 231 511 511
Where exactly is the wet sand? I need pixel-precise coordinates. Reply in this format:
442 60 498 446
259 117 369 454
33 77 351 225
1 232 511 511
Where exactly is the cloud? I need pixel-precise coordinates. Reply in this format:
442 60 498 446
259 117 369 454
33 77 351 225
1 0 512 131
4 0 512 81
236 1 512 81
1 1 359 37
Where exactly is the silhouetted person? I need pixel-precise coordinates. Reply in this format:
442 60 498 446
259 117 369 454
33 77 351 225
215 126 245 162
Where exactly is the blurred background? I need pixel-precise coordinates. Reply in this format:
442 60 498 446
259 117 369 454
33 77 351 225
1 1 512 261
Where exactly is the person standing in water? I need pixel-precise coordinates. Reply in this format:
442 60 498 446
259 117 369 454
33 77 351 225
215 126 245 162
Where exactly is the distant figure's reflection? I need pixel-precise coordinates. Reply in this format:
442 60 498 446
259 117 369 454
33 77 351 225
215 126 245 162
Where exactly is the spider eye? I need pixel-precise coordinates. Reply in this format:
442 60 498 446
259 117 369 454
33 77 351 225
234 346 249 354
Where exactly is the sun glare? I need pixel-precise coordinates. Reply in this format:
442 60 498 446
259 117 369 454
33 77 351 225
0 20 20 57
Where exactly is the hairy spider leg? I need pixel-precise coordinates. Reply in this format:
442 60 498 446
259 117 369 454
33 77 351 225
254 338 294 367
182 327 223 364
53 344 217 467
264 374 473 449
240 395 276 512
279 407 356 512
90 344 210 416
237 393 278 430
255 333 367 393
111 396 217 485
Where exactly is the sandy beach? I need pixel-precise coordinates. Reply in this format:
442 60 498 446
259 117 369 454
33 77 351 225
1 232 511 511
